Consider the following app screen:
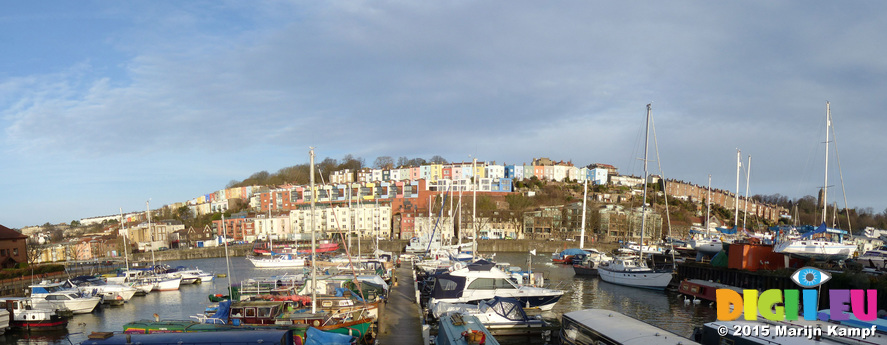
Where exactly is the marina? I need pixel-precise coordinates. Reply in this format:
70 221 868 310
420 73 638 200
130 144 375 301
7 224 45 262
0 252 722 344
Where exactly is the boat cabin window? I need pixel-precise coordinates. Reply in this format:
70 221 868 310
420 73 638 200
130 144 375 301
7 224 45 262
245 307 256 317
231 307 243 317
258 307 273 318
467 278 517 290
436 279 458 291
561 316 610 345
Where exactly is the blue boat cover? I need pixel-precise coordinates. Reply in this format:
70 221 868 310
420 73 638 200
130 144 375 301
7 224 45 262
486 297 529 321
304 327 353 345
558 248 588 257
207 300 231 323
467 259 495 271
715 227 737 235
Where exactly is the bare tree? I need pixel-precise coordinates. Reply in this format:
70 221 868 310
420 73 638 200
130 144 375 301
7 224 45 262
373 156 394 169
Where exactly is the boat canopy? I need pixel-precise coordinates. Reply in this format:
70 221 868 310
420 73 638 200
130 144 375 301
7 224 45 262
714 227 737 235
430 273 467 299
485 296 530 322
557 248 589 257
467 259 496 271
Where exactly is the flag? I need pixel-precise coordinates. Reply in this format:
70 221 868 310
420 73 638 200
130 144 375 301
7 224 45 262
529 249 536 256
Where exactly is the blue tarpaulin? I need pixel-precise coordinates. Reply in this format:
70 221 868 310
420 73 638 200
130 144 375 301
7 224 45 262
304 327 354 345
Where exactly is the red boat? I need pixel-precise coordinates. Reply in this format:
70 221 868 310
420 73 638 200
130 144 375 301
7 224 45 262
677 279 744 303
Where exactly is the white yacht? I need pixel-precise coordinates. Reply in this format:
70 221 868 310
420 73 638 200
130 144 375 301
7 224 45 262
246 254 306 268
774 223 856 261
597 257 673 290
427 260 563 311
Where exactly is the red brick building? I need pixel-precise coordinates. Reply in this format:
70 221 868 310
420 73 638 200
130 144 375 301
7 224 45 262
0 224 28 268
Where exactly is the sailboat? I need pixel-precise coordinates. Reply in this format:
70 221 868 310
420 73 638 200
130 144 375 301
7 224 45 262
774 102 857 261
597 104 673 290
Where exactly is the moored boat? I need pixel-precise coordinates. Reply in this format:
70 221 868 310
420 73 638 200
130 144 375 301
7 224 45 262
0 298 68 332
436 312 501 345
677 279 743 303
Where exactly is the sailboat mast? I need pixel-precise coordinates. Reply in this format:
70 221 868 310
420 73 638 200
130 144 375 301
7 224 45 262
147 200 155 266
641 104 651 250
734 149 741 230
472 157 477 261
222 214 232 297
580 179 587 249
120 208 129 271
743 155 751 231
309 147 317 314
706 175 711 236
822 102 830 224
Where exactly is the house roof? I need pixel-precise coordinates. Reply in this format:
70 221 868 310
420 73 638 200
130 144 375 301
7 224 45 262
0 224 27 240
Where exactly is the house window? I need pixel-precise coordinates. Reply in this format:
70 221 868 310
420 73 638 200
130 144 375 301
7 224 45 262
13 248 18 256
0 249 6 256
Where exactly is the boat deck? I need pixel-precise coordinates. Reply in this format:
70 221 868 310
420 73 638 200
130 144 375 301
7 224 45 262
376 261 424 344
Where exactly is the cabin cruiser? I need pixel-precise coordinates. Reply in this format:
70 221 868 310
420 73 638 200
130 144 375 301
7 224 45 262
28 282 101 314
166 266 214 284
428 260 563 311
858 245 887 269
571 249 613 276
431 296 551 337
64 276 138 302
0 297 68 331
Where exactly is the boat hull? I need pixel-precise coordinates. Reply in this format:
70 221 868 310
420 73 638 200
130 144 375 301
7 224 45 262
597 267 672 290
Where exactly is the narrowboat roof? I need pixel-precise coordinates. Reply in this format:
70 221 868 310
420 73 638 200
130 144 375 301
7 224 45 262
81 329 294 345
563 309 700 345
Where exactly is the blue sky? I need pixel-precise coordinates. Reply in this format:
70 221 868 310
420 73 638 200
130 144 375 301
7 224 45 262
3 1 886 229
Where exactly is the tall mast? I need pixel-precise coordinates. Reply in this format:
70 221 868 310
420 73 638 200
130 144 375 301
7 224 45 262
822 102 830 224
472 158 478 260
743 155 751 231
706 175 711 236
120 208 129 271
222 214 232 297
734 149 741 230
640 104 651 253
580 178 588 249
309 147 317 314
147 200 155 266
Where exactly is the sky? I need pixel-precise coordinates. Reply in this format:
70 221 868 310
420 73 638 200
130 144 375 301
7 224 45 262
2 1 886 229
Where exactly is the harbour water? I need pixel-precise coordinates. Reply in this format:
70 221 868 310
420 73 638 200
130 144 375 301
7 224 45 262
1 252 718 344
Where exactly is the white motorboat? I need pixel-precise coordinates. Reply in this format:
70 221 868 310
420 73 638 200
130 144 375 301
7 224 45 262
28 282 101 314
149 275 183 291
0 297 68 331
29 292 101 314
427 259 563 311
167 266 214 284
247 254 306 268
858 245 887 269
432 296 551 337
64 275 138 301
